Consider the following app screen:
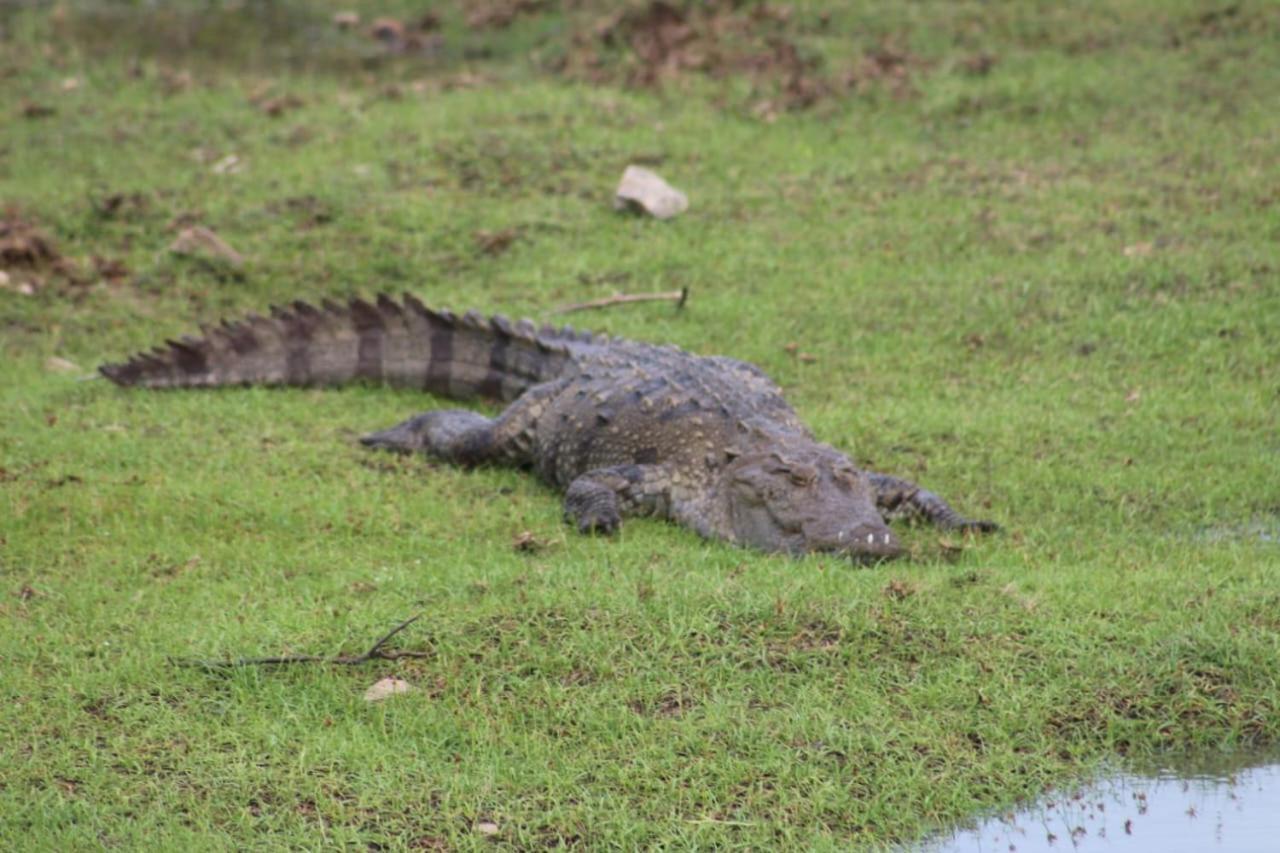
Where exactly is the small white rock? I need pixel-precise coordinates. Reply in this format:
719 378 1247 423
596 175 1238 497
614 165 688 220
363 677 413 702
475 821 500 836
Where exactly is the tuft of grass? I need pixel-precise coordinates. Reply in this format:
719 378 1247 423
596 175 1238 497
2 1 1279 848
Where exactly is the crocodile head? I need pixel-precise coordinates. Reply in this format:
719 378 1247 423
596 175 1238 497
723 447 902 562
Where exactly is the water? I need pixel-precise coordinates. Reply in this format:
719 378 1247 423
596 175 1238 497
926 753 1280 852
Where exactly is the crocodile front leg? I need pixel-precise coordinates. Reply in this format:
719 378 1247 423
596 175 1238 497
868 472 999 533
563 464 676 535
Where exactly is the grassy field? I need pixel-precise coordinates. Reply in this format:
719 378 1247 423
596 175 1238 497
2 1 1279 848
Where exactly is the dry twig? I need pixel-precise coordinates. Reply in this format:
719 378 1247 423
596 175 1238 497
554 286 688 314
172 614 429 670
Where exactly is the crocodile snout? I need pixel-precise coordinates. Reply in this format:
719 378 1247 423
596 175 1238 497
808 522 903 562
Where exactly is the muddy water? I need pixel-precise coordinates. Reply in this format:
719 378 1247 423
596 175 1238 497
926 752 1280 852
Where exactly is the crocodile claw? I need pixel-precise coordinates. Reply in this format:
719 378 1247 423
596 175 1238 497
957 519 1000 534
573 508 621 536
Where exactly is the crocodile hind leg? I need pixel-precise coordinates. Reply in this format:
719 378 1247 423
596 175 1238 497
868 472 999 533
563 464 676 534
360 381 565 466
360 410 500 465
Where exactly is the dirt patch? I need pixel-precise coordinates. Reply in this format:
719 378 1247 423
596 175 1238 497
0 215 59 269
551 1 930 116
474 227 520 257
0 212 81 293
629 688 695 718
467 0 547 31
266 195 334 229
433 135 589 196
883 578 917 600
92 191 150 221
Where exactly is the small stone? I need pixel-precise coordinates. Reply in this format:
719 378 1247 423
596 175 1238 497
363 677 413 702
475 821 500 836
614 165 688 220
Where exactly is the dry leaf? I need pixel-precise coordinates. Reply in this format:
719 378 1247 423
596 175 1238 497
92 255 130 283
883 579 916 600
258 95 303 117
474 228 519 257
169 226 245 269
512 530 540 552
1000 582 1039 612
369 17 404 43
332 11 360 29
211 154 242 175
363 677 413 702
44 356 81 374
959 53 998 76
614 165 688 220
160 68 193 94
0 216 59 268
467 0 545 30
1123 241 1154 258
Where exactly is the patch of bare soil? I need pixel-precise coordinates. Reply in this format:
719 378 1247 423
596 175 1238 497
366 13 444 56
550 1 930 116
629 689 696 718
0 212 82 294
466 0 548 31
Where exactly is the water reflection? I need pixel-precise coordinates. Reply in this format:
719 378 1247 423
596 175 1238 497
927 752 1280 852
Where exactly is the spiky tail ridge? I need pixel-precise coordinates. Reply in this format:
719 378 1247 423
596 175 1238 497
99 294 593 401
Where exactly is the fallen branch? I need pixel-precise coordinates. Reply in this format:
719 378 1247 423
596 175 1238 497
553 286 688 314
172 614 429 670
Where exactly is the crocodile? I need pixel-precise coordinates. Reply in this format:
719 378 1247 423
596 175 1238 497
100 294 997 561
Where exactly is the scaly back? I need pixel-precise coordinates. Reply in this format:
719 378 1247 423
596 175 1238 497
99 293 607 401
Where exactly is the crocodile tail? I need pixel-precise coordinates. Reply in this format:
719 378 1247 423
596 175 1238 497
98 293 587 400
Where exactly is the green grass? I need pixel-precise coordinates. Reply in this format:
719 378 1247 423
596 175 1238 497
2 1 1279 848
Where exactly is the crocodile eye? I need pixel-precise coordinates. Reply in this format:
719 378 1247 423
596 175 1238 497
788 466 817 486
834 469 860 490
